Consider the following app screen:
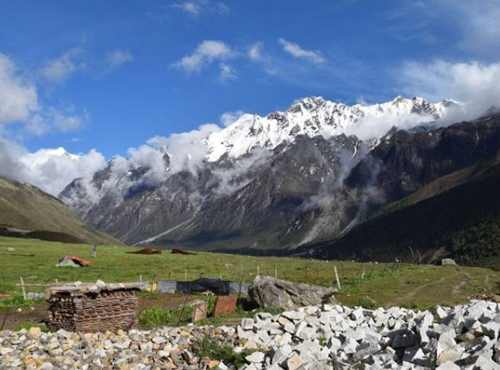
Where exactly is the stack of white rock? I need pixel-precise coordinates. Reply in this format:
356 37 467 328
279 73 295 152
2 300 500 369
236 300 500 370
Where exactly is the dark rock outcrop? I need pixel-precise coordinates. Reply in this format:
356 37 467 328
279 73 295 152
248 275 337 310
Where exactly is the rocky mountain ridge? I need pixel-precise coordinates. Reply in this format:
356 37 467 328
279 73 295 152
59 96 486 252
205 96 455 162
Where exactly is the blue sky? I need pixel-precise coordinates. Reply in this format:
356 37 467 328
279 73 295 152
0 0 500 194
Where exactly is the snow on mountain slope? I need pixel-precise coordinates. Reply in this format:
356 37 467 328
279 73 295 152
205 96 457 162
59 94 468 249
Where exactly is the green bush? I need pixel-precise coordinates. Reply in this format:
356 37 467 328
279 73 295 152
357 296 377 309
139 307 174 329
18 322 49 332
139 306 195 329
0 295 39 312
193 335 254 369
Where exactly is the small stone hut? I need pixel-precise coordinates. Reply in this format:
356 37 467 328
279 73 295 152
46 282 141 332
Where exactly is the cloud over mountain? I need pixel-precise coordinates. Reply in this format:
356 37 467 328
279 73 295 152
400 60 500 120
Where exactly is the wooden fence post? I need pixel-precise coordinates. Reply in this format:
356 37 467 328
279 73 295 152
20 277 27 300
334 266 341 291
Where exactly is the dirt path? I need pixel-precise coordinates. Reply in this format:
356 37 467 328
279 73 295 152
385 273 460 308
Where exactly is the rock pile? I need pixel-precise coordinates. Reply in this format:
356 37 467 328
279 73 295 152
2 300 500 369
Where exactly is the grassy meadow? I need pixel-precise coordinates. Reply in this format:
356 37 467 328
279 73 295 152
0 236 498 310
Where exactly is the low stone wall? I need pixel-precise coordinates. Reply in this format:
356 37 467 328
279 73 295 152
46 283 140 332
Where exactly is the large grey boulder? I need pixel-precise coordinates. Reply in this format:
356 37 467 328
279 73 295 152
248 275 337 310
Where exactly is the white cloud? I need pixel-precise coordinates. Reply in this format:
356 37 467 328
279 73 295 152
387 0 500 56
0 141 107 197
40 48 86 83
248 42 263 62
147 123 220 174
171 0 229 17
400 60 500 120
0 53 86 139
278 38 324 64
0 54 38 124
218 63 237 83
220 110 245 127
173 2 201 15
105 49 134 69
50 108 86 132
19 107 87 137
173 40 234 73
0 139 28 181
25 113 50 136
449 1 500 54
127 144 168 185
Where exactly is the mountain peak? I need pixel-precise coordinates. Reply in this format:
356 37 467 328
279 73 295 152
205 96 454 162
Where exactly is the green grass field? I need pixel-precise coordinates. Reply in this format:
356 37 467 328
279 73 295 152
0 236 498 310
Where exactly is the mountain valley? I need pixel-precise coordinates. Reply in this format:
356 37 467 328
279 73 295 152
54 96 500 265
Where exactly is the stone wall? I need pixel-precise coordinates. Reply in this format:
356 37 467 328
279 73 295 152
46 290 138 332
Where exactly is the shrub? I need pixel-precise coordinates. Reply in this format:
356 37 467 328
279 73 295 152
18 322 49 332
139 305 195 329
357 296 377 309
193 335 254 369
139 307 174 329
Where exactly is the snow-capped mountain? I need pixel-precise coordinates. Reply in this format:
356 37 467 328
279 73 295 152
60 95 473 250
205 96 456 162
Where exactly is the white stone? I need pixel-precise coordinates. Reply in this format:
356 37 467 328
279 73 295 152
158 350 169 358
474 354 500 370
241 318 254 330
351 307 365 322
297 326 317 341
341 337 358 354
437 346 464 366
295 321 308 337
466 301 488 318
322 304 334 311
434 306 450 322
327 337 342 351
276 332 293 346
272 345 292 365
246 351 265 364
436 363 461 370
437 330 456 357
28 327 42 339
0 348 14 355
215 361 229 370
152 336 167 344
282 311 305 322
403 347 428 367
286 353 303 370
354 340 381 362
284 322 296 334
481 322 500 340
257 330 271 345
